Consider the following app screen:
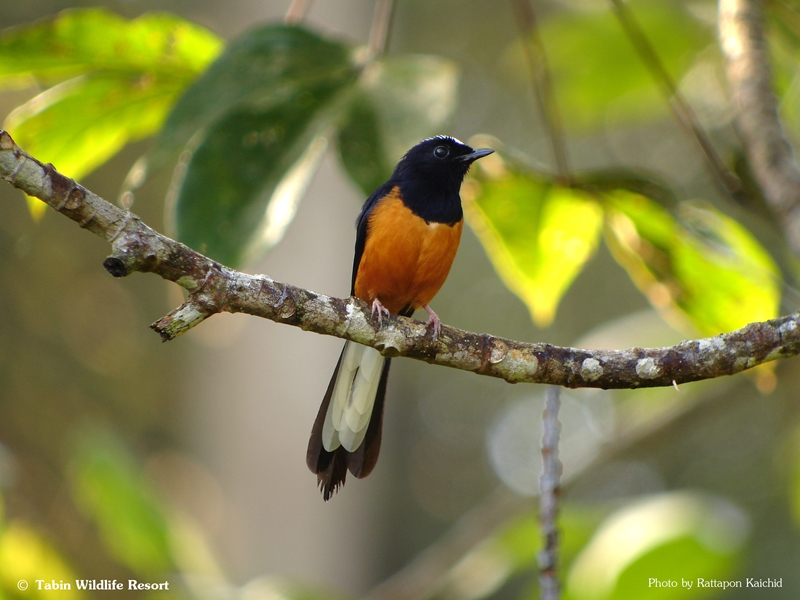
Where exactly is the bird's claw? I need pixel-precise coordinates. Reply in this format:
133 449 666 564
371 298 390 326
423 305 441 341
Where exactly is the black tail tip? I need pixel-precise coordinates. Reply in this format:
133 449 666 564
315 446 349 501
319 475 345 501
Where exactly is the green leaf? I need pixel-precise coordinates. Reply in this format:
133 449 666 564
505 0 712 130
336 93 388 196
164 25 360 267
0 8 222 202
465 154 603 326
604 191 781 335
6 74 184 180
564 493 748 600
68 426 172 576
337 54 459 195
0 8 221 86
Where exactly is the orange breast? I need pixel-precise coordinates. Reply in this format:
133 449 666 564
354 187 463 315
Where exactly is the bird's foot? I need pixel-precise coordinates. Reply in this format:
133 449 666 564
423 305 441 341
371 298 390 326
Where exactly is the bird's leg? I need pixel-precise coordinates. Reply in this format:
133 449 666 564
423 304 441 341
371 298 390 326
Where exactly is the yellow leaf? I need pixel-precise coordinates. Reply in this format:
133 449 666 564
465 155 602 326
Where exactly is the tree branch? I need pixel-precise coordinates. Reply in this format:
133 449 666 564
538 386 562 600
2 128 800 388
719 0 800 253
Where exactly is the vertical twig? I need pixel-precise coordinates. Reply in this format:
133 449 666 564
720 0 800 253
369 0 398 55
607 0 746 203
284 0 313 24
509 0 570 182
539 386 562 600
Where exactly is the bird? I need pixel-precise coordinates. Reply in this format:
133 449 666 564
306 136 494 500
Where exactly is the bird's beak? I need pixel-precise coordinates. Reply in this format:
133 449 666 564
458 148 494 162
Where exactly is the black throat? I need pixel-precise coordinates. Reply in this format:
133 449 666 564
392 174 464 225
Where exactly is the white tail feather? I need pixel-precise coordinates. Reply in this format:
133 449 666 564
321 402 340 451
342 367 380 431
322 341 384 452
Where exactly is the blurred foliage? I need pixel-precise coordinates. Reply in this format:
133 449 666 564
432 506 604 599
337 54 459 195
431 494 748 600
526 0 713 131
0 508 84 600
162 24 358 266
0 426 336 600
68 426 174 576
563 493 747 600
0 8 222 219
465 150 780 335
1 2 800 600
0 6 782 325
162 29 459 267
604 192 780 336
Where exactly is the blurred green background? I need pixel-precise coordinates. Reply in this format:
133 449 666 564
1 1 800 599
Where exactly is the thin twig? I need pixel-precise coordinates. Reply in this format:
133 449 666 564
368 0 397 54
607 0 746 203
509 0 570 182
284 0 313 24
538 386 562 600
720 0 800 253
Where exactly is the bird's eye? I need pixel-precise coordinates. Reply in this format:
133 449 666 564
433 146 449 159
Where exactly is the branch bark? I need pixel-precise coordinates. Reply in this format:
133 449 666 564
2 128 800 389
720 0 800 252
538 386 562 600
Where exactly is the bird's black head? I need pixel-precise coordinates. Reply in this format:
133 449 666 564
385 136 493 224
392 136 494 185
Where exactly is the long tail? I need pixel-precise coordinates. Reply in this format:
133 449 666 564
306 341 390 501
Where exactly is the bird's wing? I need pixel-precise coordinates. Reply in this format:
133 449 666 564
351 181 397 295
